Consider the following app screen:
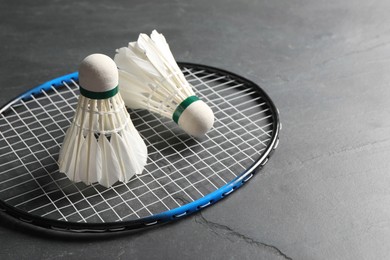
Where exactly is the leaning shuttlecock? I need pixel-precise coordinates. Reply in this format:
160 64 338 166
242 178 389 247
58 53 148 187
114 30 214 137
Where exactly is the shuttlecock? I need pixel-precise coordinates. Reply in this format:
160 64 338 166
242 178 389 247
114 30 214 137
58 53 148 188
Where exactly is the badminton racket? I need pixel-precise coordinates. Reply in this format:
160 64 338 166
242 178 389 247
0 63 280 232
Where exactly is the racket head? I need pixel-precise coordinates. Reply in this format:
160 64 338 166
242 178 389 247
0 63 280 232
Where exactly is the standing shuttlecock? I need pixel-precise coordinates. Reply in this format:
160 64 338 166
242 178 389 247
114 30 214 137
58 54 148 187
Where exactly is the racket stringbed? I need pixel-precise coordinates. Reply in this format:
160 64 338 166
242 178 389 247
0 63 280 231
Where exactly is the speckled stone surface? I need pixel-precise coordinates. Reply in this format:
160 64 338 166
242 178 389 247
1 1 390 259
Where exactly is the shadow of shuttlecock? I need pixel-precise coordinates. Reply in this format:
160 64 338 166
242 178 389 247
128 108 201 157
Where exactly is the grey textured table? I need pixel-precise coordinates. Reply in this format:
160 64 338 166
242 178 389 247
1 1 389 259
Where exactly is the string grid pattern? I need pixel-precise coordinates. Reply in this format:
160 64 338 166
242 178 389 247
0 65 274 223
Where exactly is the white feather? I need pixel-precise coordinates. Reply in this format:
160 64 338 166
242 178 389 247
123 129 148 174
58 94 148 188
115 31 216 137
58 126 74 167
114 30 196 119
114 30 215 137
78 132 101 185
63 132 82 182
110 132 146 182
98 135 121 187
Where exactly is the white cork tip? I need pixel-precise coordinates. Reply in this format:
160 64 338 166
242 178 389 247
79 53 118 92
178 100 214 137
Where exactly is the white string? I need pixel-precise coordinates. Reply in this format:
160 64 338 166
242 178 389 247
17 100 98 221
0 114 71 221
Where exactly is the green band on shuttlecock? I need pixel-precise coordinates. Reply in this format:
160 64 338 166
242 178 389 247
172 95 200 124
79 85 119 99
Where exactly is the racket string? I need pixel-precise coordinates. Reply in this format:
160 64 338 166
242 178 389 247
184 69 261 170
18 99 105 222
184 67 272 142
